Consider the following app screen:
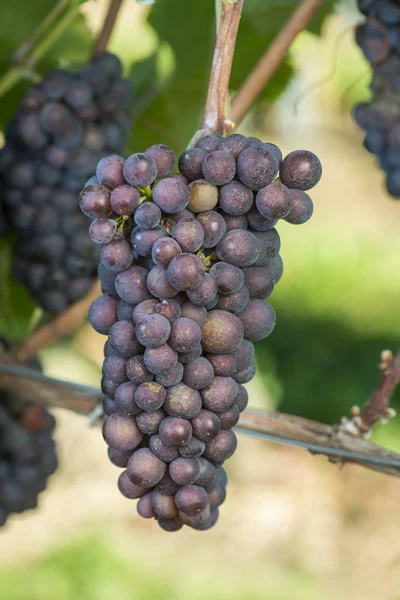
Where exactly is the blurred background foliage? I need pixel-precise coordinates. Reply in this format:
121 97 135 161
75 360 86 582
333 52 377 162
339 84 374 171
1 0 400 597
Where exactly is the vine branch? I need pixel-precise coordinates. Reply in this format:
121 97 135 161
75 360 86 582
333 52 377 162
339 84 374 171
1 348 400 479
231 0 324 127
202 0 244 136
92 0 125 59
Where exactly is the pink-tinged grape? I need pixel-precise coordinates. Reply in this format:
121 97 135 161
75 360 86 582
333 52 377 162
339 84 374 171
114 382 140 415
167 253 205 291
136 313 171 348
216 285 249 315
190 409 221 442
108 447 133 468
216 229 259 268
209 262 244 294
89 294 118 334
235 384 249 412
172 218 204 253
149 435 180 463
222 212 248 231
219 181 254 216
195 458 216 488
151 237 181 267
103 413 143 451
101 239 134 272
155 362 184 387
145 144 175 178
127 448 166 487
123 153 157 187
131 225 167 257
134 202 161 229
279 150 322 191
89 218 117 245
201 310 244 354
135 381 166 411
144 344 178 375
110 184 141 216
155 299 181 322
169 457 200 485
152 489 178 519
175 484 209 516
132 299 158 324
137 492 155 518
178 148 208 181
79 184 112 218
179 436 206 458
284 189 314 224
136 409 166 435
218 405 240 430
202 150 236 186
180 301 207 327
247 205 278 231
201 377 239 413
115 265 152 304
164 383 202 419
126 355 154 384
187 179 218 213
118 471 146 499
203 430 237 463
239 299 276 341
256 182 293 219
168 317 202 353
205 353 237 377
234 361 256 384
183 357 214 390
102 355 128 384
196 134 222 153
96 155 125 189
236 146 279 189
152 178 190 214
218 134 251 158
159 417 193 447
196 210 226 248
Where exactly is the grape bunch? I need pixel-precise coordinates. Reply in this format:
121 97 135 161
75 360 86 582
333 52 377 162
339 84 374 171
80 133 321 531
0 52 132 313
354 0 400 197
0 362 58 527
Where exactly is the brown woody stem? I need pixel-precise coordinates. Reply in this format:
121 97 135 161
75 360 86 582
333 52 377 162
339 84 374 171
92 0 125 59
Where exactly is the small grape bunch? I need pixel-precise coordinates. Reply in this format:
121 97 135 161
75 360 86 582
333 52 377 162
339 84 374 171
80 133 322 532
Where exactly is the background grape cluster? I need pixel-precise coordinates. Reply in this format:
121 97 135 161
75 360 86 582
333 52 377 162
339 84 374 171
0 356 58 527
0 52 131 313
80 133 321 532
354 0 400 198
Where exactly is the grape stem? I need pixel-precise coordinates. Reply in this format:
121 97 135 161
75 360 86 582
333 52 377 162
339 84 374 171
91 0 125 59
1 346 400 479
201 0 244 136
230 0 324 127
16 280 101 362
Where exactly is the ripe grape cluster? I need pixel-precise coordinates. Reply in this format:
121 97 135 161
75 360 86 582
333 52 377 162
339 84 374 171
354 0 400 197
0 363 58 527
0 53 131 312
81 133 321 531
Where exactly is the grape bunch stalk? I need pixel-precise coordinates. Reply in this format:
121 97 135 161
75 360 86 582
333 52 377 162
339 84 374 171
0 52 132 313
0 356 58 527
354 0 400 197
80 133 322 532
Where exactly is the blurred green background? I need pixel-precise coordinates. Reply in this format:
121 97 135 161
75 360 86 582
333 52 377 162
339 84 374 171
0 0 400 599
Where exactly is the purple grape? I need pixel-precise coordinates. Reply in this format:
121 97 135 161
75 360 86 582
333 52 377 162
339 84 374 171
178 344 203 365
219 181 254 215
151 237 182 267
126 355 154 383
179 436 206 458
252 228 280 266
169 457 200 485
136 409 166 435
261 142 283 164
123 153 157 187
149 435 180 463
114 381 140 415
110 184 141 216
279 150 322 191
206 353 237 377
131 225 167 257
164 383 202 419
127 448 166 487
144 344 178 375
167 253 205 291
79 184 112 218
152 489 178 519
243 266 274 298
132 299 158 324
117 300 135 321
175 484 209 515
203 430 237 463
101 239 134 272
190 410 221 442
255 182 292 219
234 361 256 384
147 266 179 299
233 339 254 365
195 458 216 488
235 384 248 412
172 218 204 253
155 299 181 322
196 210 227 248
178 148 208 181
208 485 226 509
96 155 125 189
201 310 243 354
108 320 142 357
137 492 155 518
218 134 251 158
157 519 182 532
183 357 214 390
136 313 171 348
89 218 117 245
202 150 236 185
236 146 279 189
201 376 239 413
179 505 212 530
101 376 119 398
145 144 175 177
239 299 276 341
152 178 190 214
103 413 143 451
134 202 161 228
118 471 146 499
216 285 249 315
155 362 184 387
284 189 314 224
218 405 240 429
216 229 258 267
103 355 128 383
108 447 133 468
135 381 166 411
196 134 222 153
115 266 152 304
159 417 193 447
222 212 248 231
180 301 207 326
89 294 118 334
168 317 202 353
209 262 244 294
187 273 218 307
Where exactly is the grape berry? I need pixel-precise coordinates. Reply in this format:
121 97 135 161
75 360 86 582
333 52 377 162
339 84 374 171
82 133 321 531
